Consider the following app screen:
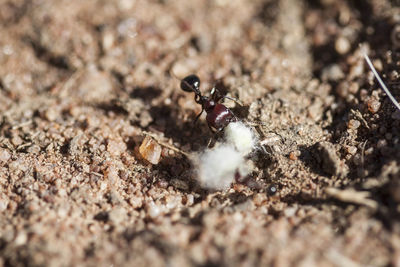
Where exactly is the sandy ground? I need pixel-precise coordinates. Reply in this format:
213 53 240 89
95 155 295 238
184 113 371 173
0 0 400 266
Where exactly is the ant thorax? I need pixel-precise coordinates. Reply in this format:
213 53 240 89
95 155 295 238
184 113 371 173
203 99 216 113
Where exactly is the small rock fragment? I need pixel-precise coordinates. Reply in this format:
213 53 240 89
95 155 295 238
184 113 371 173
45 107 59 121
0 148 11 162
347 119 360 129
139 136 162 164
391 25 400 48
367 98 381 114
170 179 189 191
346 146 357 155
107 139 127 156
146 201 162 218
322 64 344 81
392 110 400 120
11 134 23 147
335 36 350 55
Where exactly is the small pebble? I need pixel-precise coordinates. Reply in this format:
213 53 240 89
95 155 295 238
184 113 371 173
353 154 362 165
322 64 344 81
392 110 400 120
27 145 41 154
147 201 162 218
102 31 115 51
107 139 127 156
377 139 387 149
391 25 400 48
0 148 11 162
365 147 374 155
289 151 298 160
139 136 162 165
367 98 381 114
45 108 59 122
170 179 189 191
336 81 349 98
335 36 350 55
372 59 383 72
349 61 364 80
11 135 23 146
253 193 266 206
390 70 399 81
346 146 357 155
347 119 360 129
348 82 359 94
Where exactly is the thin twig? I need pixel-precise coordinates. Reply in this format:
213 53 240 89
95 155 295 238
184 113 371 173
325 187 377 210
90 172 103 177
12 120 33 130
360 140 367 178
142 131 191 158
17 142 32 150
350 109 369 129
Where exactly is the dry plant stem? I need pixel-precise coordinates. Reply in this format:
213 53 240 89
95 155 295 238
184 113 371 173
363 51 400 111
325 187 377 210
360 140 367 178
350 109 369 129
142 131 191 158
17 142 32 150
325 250 362 267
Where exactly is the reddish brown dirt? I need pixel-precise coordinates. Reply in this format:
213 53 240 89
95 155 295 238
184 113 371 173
0 0 400 266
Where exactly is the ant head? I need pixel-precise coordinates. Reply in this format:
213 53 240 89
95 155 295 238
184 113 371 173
180 74 201 94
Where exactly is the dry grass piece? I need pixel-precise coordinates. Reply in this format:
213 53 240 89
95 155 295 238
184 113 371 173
325 187 377 210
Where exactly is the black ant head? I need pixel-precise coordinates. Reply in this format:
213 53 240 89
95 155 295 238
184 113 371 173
180 74 201 94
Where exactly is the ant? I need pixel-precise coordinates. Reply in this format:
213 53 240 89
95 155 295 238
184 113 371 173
180 74 239 133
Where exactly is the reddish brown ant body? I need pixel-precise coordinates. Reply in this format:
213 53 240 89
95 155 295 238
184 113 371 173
180 74 238 133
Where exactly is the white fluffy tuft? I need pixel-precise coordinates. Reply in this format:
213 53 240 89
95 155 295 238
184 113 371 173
193 121 256 190
196 144 248 190
224 121 256 155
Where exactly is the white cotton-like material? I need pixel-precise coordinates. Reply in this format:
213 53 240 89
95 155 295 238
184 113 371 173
224 121 255 155
196 144 248 190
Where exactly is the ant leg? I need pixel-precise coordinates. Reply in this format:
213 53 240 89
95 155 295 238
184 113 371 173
207 124 217 134
194 109 204 124
190 109 205 140
207 137 215 148
206 124 218 148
